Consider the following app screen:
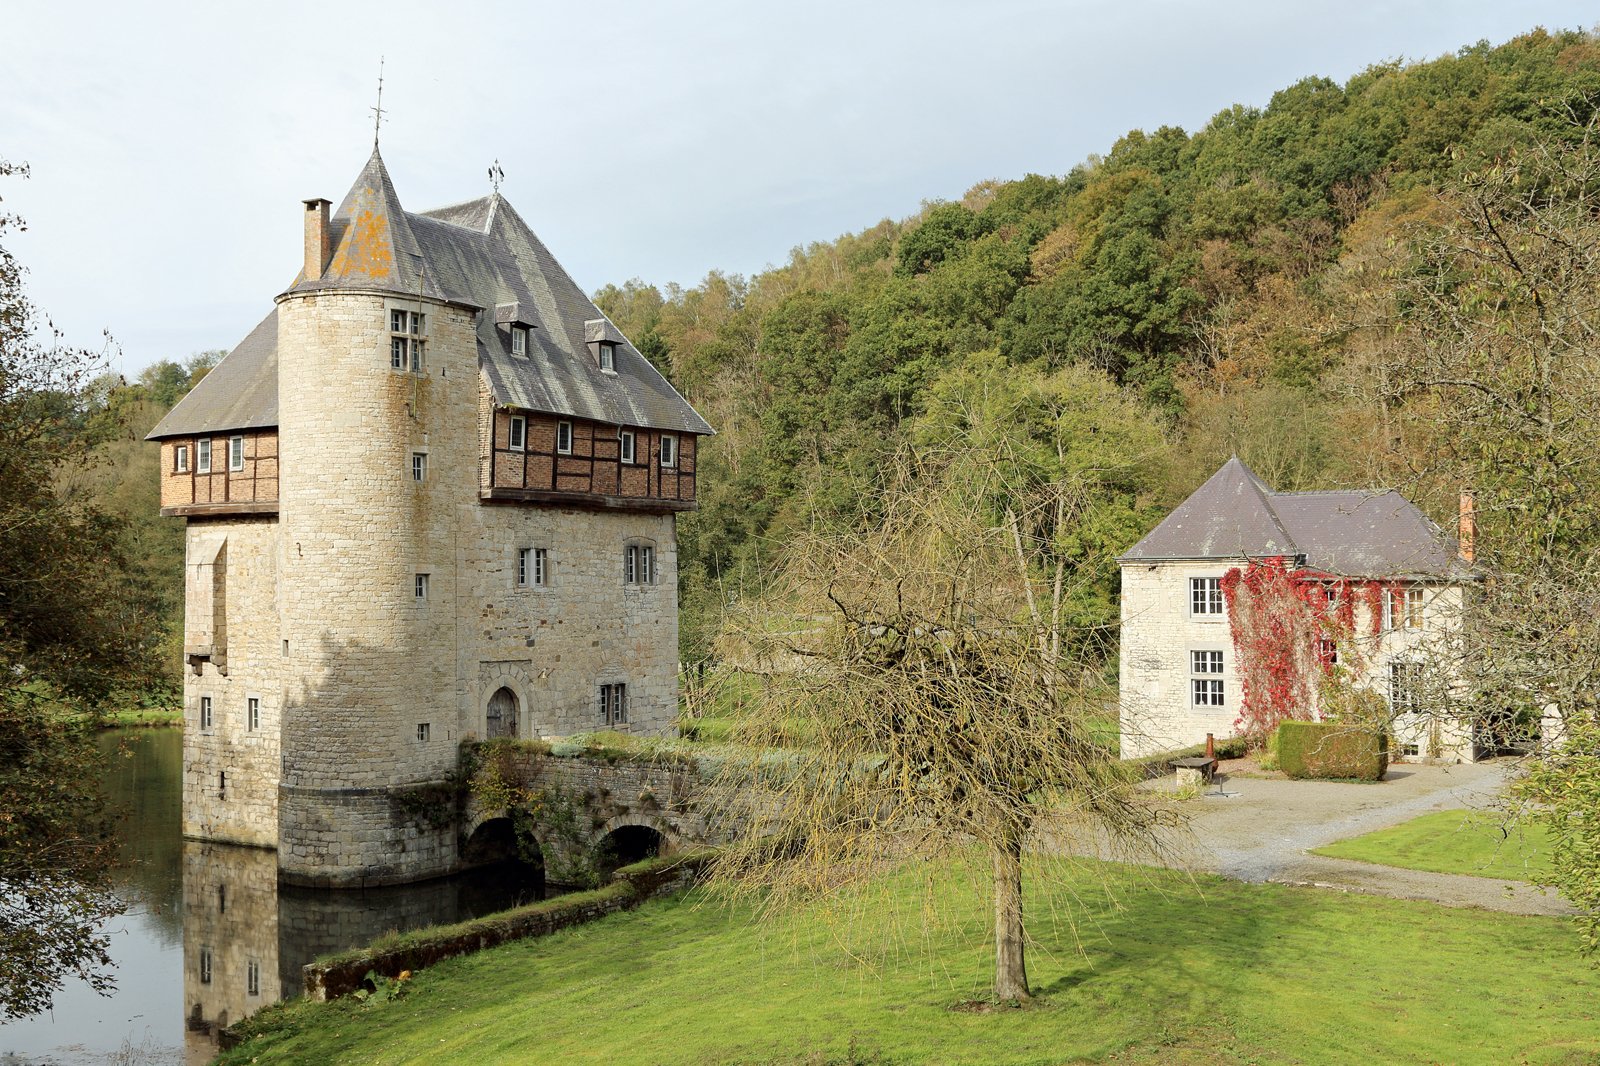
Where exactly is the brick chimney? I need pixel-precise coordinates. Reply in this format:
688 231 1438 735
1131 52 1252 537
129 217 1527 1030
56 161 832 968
302 198 331 281
1459 489 1476 563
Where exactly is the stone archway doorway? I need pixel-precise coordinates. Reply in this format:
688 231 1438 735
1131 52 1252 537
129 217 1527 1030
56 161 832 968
486 686 520 739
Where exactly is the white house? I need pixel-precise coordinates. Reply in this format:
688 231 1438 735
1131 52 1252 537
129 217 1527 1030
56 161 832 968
1118 457 1478 762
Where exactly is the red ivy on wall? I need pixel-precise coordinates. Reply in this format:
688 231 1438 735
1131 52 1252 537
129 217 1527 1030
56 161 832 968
1220 558 1390 743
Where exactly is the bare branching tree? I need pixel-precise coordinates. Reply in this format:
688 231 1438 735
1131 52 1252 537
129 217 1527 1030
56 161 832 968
707 443 1174 1002
1369 112 1600 952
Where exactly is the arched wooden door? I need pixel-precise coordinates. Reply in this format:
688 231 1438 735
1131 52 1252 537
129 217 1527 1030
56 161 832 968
486 687 519 739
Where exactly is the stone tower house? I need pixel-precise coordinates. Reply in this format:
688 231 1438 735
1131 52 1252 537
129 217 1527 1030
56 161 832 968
148 149 712 886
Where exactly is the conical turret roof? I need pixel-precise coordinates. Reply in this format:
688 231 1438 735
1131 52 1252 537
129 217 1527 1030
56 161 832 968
291 147 447 301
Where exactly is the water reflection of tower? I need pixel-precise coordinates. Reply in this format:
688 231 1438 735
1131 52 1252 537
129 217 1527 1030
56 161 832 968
182 841 278 1065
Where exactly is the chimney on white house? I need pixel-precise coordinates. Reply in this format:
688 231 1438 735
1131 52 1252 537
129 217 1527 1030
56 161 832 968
303 197 332 281
1459 490 1476 563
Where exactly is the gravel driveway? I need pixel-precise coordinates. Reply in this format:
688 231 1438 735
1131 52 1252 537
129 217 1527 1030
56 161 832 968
1165 759 1573 917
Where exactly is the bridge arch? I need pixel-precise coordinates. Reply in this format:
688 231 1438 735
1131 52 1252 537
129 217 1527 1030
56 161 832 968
593 814 678 877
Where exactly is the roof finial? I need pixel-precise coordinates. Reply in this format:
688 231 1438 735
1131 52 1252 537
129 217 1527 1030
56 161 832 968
370 56 386 150
488 159 505 195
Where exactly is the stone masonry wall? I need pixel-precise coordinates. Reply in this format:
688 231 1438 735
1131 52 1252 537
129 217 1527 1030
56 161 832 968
183 517 281 846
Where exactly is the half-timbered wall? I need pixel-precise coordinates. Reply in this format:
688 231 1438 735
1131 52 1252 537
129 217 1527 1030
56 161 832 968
486 410 696 509
160 431 280 514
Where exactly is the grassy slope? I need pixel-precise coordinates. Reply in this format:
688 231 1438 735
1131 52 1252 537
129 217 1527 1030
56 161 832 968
221 859 1598 1066
1312 809 1555 882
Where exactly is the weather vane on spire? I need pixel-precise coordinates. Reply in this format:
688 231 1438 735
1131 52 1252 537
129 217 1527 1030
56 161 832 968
371 56 387 149
488 159 505 194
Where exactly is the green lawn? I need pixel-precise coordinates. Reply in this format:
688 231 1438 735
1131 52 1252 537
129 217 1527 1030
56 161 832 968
1312 809 1555 882
221 857 1598 1065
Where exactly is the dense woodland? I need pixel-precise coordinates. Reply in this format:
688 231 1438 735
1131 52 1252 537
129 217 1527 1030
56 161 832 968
60 28 1600 684
585 28 1600 664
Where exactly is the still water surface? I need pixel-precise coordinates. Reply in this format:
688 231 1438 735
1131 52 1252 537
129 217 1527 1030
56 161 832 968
0 728 545 1065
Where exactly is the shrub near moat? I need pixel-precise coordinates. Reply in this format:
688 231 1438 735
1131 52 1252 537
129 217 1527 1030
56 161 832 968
1276 720 1388 781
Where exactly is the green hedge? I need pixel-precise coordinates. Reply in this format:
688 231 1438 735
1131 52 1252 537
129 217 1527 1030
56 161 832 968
1276 720 1388 781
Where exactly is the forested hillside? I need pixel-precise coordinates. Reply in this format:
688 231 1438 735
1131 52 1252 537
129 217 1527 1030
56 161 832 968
591 28 1600 661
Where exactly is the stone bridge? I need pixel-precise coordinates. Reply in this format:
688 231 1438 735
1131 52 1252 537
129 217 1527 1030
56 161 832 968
458 745 718 886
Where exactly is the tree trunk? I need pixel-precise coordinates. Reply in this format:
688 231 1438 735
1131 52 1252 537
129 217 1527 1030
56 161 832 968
993 833 1030 1002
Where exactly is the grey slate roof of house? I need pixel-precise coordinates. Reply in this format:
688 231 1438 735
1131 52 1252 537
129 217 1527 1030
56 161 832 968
150 148 710 440
1119 457 1471 579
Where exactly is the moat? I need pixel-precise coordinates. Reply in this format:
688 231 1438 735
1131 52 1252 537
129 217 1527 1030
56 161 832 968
0 728 549 1066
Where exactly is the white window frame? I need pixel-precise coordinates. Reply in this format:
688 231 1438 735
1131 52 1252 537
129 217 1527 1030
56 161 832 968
1390 660 1423 714
229 435 245 472
247 696 260 732
411 452 427 482
1403 587 1424 629
174 444 189 473
557 421 573 455
517 547 547 589
511 326 526 355
200 695 213 730
1316 638 1339 668
1189 649 1225 708
415 573 430 601
660 433 677 468
599 342 616 372
1189 577 1224 617
197 439 212 474
508 415 527 452
619 429 636 465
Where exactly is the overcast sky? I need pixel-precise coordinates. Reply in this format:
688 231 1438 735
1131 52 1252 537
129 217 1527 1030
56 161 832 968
3 0 1594 377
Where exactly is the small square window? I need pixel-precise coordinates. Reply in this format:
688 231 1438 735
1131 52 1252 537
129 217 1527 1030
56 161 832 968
197 439 212 474
200 696 213 730
509 415 527 452
391 309 408 333
247 697 260 732
557 421 573 454
511 327 526 355
411 452 427 482
660 434 677 468
229 436 245 472
415 573 430 601
174 444 189 473
417 722 431 742
619 429 636 465
1192 678 1225 707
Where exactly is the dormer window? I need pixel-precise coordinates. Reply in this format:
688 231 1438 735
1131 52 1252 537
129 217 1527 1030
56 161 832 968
511 327 526 356
598 342 616 373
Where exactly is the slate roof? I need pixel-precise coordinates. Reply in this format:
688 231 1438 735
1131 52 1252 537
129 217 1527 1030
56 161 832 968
149 148 710 440
147 310 278 438
1119 457 1471 579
